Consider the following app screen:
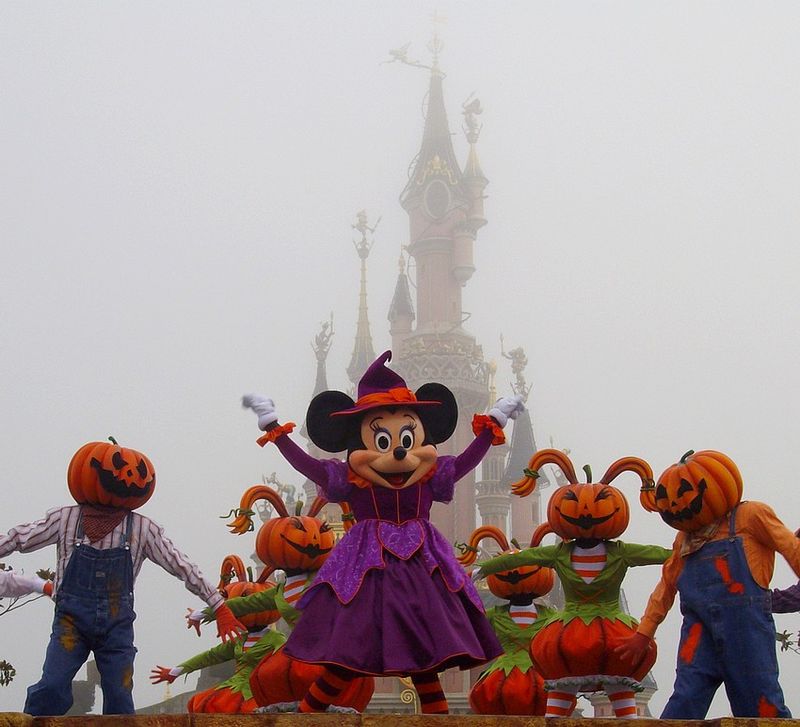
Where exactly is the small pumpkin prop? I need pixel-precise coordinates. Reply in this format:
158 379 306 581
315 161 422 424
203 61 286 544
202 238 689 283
227 487 335 574
458 525 554 602
217 554 279 631
249 646 374 711
644 449 743 532
514 450 654 542
67 436 155 509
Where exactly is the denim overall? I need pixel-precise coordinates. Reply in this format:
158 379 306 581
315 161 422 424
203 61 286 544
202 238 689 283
25 511 137 715
661 506 790 718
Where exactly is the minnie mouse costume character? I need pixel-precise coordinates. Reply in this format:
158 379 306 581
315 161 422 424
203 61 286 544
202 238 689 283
243 350 522 714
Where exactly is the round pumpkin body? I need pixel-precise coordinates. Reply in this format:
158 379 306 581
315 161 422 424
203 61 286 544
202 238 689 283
187 686 257 713
255 515 335 572
469 665 547 716
486 553 555 602
547 482 630 541
67 440 155 510
653 450 743 532
249 647 374 710
531 617 656 686
223 581 280 630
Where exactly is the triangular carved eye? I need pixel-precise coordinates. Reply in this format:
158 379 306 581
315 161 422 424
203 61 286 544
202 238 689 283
677 479 694 496
136 459 148 479
112 452 126 470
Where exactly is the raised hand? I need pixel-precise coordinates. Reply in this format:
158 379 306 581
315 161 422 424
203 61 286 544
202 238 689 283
242 394 278 431
150 665 180 684
488 395 525 427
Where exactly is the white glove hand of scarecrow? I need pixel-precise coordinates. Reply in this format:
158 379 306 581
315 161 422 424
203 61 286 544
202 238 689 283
242 394 278 431
488 394 525 428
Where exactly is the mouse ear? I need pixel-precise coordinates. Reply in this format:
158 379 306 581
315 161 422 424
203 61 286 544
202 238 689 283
414 383 458 444
305 391 357 453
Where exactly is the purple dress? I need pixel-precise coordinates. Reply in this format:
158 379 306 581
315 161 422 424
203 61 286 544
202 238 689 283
273 430 502 676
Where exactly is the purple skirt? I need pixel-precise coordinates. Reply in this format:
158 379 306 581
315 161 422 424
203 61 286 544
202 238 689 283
283 552 502 676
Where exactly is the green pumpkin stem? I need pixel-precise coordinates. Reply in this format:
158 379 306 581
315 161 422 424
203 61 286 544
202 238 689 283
583 464 593 483
108 436 118 446
680 450 695 463
295 501 303 516
510 538 521 549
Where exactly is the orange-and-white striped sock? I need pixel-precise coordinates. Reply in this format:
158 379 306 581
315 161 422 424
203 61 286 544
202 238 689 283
571 542 607 583
412 672 448 714
242 626 269 651
545 688 578 717
282 573 308 606
607 686 638 718
509 603 538 627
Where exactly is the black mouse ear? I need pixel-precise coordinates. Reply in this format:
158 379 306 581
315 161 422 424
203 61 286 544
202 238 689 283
305 391 356 453
415 383 458 444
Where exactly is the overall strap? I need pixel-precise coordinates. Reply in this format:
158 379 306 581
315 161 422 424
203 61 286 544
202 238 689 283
120 512 134 548
728 504 739 539
76 507 85 542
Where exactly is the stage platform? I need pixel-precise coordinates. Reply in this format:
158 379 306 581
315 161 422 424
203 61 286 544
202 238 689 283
2 715 799 727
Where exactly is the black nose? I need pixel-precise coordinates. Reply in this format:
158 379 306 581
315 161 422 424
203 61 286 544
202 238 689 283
393 447 407 460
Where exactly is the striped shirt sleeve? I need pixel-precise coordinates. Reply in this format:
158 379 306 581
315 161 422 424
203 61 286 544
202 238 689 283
0 508 62 557
140 516 223 609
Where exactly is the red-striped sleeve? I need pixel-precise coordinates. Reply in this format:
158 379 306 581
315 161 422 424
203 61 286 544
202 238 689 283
0 508 62 557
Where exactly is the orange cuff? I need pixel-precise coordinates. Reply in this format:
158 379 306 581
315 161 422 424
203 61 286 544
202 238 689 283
472 414 506 446
256 422 296 447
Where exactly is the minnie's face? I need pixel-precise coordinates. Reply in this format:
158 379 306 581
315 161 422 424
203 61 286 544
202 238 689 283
349 407 438 489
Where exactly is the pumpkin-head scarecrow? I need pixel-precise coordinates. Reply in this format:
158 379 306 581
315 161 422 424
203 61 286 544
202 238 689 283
239 350 522 714
475 448 673 719
616 448 800 719
151 553 282 715
459 525 554 715
1 438 245 717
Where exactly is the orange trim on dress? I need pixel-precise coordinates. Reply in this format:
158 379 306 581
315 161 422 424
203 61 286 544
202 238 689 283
472 414 506 445
256 422 296 447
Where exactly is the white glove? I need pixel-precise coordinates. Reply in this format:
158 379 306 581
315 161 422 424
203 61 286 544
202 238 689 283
488 394 525 428
242 393 278 431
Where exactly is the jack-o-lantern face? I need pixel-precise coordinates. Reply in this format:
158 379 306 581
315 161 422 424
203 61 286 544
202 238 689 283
67 438 155 510
487 554 555 603
547 483 630 541
223 580 280 630
653 450 743 532
256 514 335 574
348 407 438 490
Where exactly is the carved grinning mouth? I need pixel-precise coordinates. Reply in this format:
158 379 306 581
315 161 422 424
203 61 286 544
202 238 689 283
660 479 707 525
556 508 619 530
279 534 332 559
494 567 540 585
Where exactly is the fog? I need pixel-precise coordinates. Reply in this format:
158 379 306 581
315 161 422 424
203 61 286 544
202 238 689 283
1 0 799 716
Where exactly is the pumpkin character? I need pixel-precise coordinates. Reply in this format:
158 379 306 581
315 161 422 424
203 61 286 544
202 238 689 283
192 489 374 712
68 437 155 510
240 350 522 713
617 449 800 719
476 449 672 719
0 438 245 716
459 525 553 715
151 554 283 714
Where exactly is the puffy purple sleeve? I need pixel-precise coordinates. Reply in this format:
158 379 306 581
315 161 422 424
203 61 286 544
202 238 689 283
273 433 352 502
429 428 494 503
772 581 800 613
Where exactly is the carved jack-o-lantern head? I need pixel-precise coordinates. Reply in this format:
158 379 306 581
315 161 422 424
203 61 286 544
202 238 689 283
228 487 337 574
67 437 155 510
514 449 654 543
458 525 554 603
217 554 279 630
644 449 743 532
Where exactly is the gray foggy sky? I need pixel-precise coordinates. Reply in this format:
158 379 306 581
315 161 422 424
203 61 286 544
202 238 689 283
1 0 799 715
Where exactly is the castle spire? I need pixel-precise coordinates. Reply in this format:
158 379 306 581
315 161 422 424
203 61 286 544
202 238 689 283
388 250 415 350
347 211 378 386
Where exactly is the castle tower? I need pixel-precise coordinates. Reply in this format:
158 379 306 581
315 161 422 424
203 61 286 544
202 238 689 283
347 210 378 387
392 40 490 548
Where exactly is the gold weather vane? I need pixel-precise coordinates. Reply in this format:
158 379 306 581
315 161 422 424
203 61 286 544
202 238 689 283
352 210 380 260
383 10 447 73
